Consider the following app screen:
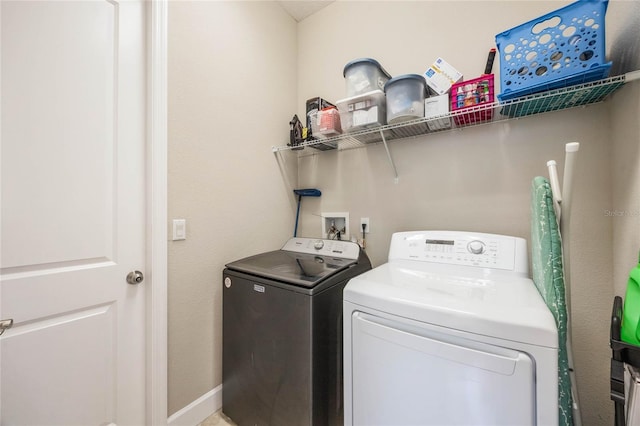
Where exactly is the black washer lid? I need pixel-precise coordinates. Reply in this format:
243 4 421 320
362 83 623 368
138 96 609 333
343 58 391 79
225 249 356 288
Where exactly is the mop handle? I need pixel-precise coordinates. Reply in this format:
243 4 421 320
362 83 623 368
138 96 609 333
293 194 302 237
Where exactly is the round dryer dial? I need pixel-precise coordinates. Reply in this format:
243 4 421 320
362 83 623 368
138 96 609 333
314 240 324 250
467 240 486 254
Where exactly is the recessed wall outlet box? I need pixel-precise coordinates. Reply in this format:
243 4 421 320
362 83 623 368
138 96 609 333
321 212 350 241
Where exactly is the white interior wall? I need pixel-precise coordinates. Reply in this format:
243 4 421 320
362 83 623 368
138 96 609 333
297 105 615 425
168 1 297 415
608 1 640 298
296 1 562 108
611 82 640 298
166 0 640 422
295 1 640 424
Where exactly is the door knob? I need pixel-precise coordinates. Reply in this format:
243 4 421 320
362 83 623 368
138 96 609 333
0 319 14 336
126 270 144 285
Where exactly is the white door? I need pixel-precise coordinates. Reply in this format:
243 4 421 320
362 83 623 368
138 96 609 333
0 1 147 424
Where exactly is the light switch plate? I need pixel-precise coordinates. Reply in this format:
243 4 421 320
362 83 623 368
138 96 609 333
173 219 186 241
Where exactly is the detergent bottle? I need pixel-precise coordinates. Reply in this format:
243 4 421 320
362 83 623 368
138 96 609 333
622 255 640 346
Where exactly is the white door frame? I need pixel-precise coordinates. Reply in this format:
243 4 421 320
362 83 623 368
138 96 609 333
147 1 168 424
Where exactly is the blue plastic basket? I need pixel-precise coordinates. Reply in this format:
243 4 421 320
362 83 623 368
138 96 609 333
496 0 611 101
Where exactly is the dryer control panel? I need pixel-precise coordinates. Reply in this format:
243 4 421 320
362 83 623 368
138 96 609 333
388 231 528 273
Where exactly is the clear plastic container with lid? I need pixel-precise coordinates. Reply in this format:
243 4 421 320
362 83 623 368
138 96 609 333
343 58 391 97
336 90 386 133
384 74 428 124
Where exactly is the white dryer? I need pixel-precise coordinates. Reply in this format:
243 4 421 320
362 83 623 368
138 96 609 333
343 231 559 426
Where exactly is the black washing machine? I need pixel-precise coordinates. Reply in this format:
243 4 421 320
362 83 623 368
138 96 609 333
222 237 372 426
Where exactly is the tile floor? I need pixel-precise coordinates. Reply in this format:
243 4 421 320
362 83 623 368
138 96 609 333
199 410 235 426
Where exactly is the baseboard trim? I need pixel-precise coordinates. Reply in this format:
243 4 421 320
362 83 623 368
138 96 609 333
167 385 222 426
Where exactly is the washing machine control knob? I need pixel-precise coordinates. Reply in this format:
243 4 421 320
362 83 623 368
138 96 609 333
467 240 486 255
314 240 324 250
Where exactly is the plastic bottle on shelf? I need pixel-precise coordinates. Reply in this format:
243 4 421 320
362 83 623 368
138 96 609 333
456 87 465 108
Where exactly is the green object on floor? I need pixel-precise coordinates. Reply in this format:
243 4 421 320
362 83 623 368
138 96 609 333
621 257 640 346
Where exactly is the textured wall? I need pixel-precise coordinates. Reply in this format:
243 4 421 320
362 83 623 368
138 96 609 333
168 1 297 415
295 1 640 424
166 0 640 423
610 83 640 298
608 2 640 297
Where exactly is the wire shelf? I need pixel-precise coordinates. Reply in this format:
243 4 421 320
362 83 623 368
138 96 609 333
272 73 633 155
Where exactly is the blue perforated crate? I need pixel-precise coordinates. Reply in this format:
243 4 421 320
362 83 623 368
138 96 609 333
496 0 611 101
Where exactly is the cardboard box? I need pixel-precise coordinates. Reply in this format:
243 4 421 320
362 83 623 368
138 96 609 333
424 57 463 95
424 95 451 131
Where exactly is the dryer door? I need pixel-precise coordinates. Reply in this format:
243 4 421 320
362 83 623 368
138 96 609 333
350 312 535 426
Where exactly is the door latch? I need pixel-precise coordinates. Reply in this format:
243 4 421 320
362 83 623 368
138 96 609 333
0 319 14 336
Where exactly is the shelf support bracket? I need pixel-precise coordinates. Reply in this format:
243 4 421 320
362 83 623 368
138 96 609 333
379 129 399 183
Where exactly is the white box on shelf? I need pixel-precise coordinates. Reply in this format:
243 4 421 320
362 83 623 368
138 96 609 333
424 57 463 95
424 95 451 131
